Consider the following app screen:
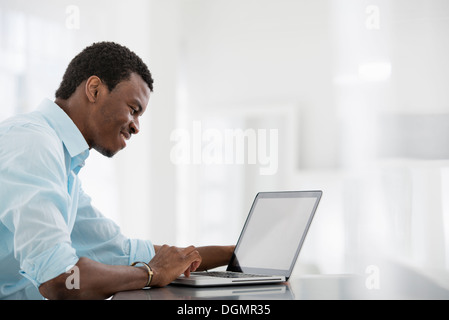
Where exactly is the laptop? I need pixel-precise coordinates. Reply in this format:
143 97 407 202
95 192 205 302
171 190 322 287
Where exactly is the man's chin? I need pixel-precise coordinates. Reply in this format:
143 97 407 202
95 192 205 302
94 146 119 158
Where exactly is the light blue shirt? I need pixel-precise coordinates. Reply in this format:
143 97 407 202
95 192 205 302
0 99 155 299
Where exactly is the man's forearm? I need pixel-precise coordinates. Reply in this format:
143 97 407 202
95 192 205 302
39 245 203 299
39 257 148 300
38 245 234 299
196 245 235 271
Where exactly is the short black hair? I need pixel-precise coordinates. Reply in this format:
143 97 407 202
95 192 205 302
55 42 153 99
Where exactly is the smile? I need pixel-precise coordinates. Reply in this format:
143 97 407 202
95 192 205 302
121 132 130 140
120 131 131 147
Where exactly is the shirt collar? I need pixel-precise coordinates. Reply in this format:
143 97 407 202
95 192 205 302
37 98 90 170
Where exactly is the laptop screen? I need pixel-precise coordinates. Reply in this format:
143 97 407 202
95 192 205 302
227 191 322 277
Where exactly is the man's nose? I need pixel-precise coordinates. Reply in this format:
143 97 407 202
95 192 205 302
130 118 140 135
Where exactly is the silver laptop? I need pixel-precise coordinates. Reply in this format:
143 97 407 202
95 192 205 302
172 190 322 287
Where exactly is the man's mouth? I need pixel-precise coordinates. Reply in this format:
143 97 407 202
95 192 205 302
120 131 131 146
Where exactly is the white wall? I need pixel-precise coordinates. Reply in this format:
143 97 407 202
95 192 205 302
171 0 449 278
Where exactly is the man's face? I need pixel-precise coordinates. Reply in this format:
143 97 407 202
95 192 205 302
88 73 151 157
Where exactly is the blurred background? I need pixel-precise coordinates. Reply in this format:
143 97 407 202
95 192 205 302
1 0 448 295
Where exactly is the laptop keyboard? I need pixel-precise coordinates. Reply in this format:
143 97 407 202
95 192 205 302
205 271 269 278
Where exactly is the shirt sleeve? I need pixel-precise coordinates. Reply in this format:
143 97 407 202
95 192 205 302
70 187 155 266
0 125 79 287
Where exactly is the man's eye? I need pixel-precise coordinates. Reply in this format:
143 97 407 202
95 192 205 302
129 106 137 115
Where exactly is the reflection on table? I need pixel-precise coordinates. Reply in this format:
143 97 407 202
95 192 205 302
112 274 360 300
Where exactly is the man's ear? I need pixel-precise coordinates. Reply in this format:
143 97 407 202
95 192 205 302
85 76 103 103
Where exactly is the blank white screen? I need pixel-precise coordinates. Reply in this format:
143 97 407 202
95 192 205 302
234 196 317 271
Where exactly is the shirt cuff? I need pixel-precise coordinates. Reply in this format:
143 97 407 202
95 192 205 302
19 242 79 288
128 239 155 265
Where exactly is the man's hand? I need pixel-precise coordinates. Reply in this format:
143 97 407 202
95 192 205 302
148 245 202 287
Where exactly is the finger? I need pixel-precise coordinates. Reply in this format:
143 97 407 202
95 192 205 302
182 245 197 255
191 260 201 271
186 261 200 275
184 250 201 273
188 250 202 265
182 245 200 259
180 247 200 277
185 258 201 275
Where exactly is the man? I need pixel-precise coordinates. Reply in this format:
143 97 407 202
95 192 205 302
0 42 233 300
